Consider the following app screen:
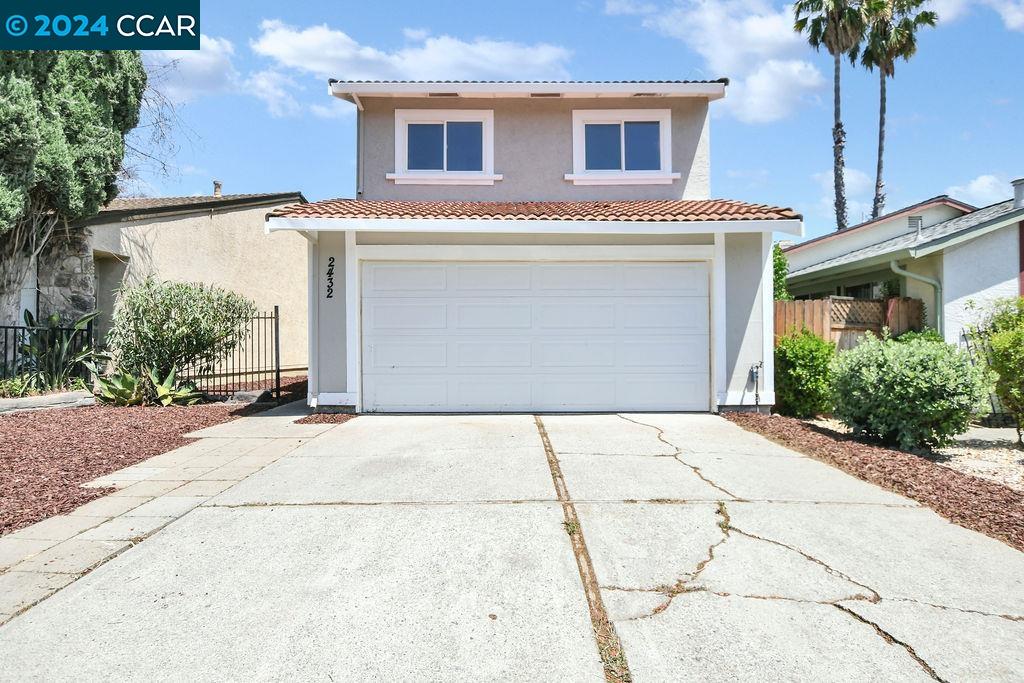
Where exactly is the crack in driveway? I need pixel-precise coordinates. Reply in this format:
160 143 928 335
615 415 741 500
534 415 632 683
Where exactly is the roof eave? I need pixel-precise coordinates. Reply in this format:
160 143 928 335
788 248 913 283
909 209 1024 258
328 80 728 102
266 215 802 236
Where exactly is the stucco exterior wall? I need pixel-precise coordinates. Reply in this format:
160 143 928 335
358 97 710 202
724 233 767 405
310 230 771 410
942 224 1020 343
91 204 308 369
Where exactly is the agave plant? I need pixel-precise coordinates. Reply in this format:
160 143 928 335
148 367 202 407
91 367 147 406
19 310 104 393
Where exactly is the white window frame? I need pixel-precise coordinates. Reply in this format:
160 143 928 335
387 109 502 185
565 109 680 185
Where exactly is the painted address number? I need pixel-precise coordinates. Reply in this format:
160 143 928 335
326 256 335 299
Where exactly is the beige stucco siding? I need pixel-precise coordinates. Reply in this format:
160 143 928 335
91 204 308 369
898 254 942 330
358 97 710 202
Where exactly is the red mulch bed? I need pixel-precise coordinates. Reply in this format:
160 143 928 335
725 412 1024 552
0 402 268 536
295 413 357 425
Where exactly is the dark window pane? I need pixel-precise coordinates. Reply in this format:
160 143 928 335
584 123 621 170
624 121 660 171
407 123 444 170
446 121 483 171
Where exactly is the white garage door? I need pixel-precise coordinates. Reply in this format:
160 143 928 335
361 261 710 412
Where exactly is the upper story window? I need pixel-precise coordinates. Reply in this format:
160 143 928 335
566 109 681 185
387 109 502 185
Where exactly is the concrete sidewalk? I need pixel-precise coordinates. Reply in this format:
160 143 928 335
0 412 1022 681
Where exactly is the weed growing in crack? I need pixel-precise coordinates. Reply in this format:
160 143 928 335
563 520 581 535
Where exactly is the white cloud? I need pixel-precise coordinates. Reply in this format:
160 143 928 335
638 0 825 123
727 59 824 123
244 70 301 118
604 0 657 15
154 35 239 103
310 99 356 120
946 174 1010 206
929 0 1024 29
251 19 572 80
402 27 430 41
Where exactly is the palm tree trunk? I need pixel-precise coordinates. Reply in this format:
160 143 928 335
872 69 887 219
832 51 848 231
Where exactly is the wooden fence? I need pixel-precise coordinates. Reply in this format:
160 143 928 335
774 296 924 350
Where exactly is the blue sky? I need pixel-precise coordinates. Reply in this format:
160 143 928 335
137 0 1024 240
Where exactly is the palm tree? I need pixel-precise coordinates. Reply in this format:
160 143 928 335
860 0 937 218
794 0 867 231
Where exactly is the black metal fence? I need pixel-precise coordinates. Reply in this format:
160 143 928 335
961 329 1016 427
1 321 95 381
179 306 282 402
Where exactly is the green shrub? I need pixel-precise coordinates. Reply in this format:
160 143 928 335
775 329 835 417
0 375 32 398
981 296 1024 334
92 366 201 407
19 310 103 393
894 328 944 344
988 325 1024 445
107 278 256 378
832 334 991 450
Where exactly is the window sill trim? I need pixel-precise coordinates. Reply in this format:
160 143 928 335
564 172 681 186
386 173 503 186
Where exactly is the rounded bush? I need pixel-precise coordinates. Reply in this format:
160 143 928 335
831 333 991 450
107 278 256 377
775 329 835 418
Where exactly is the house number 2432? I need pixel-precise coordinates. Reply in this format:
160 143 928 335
325 256 335 299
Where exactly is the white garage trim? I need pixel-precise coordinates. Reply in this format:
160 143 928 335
761 232 775 399
316 240 731 410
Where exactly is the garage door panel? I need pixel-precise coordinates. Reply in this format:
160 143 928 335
366 303 448 330
537 302 616 329
537 340 616 368
361 261 710 412
367 341 447 369
456 341 532 368
621 300 709 332
622 337 709 371
455 302 533 329
366 264 448 293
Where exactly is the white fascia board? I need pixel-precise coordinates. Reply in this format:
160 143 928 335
909 213 1024 258
330 81 727 101
266 216 803 236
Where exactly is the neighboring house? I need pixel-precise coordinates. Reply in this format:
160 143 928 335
786 181 1024 344
17 188 310 371
266 80 803 413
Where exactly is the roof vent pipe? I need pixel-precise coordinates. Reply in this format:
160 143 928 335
1012 178 1024 209
908 215 923 238
213 180 223 198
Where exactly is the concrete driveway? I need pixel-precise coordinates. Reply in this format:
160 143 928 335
1 412 1023 681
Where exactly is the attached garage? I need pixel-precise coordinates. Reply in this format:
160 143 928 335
360 261 710 412
265 198 803 413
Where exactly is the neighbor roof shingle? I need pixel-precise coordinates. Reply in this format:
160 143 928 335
103 193 305 213
268 199 800 222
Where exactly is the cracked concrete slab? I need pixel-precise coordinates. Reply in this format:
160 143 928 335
690 531 876 603
684 450 914 503
211 447 556 505
542 414 676 455
615 591 933 681
602 588 669 622
0 505 603 681
575 502 721 590
841 599 1024 682
729 501 1024 616
559 453 725 501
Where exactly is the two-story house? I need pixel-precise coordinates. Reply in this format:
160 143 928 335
266 80 803 413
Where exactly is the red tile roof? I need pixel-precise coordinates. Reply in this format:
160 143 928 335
268 199 800 222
